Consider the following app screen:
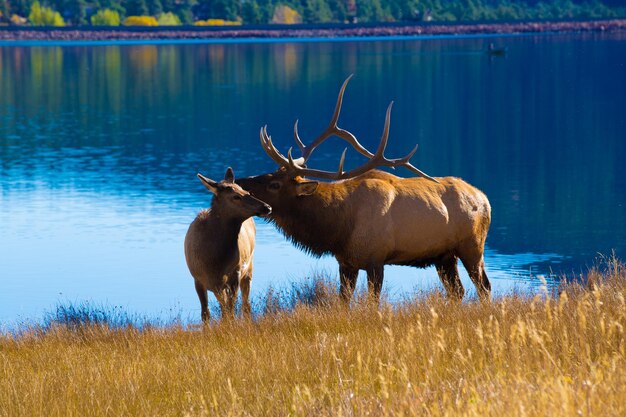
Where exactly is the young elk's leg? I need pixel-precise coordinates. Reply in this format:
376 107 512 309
222 274 239 320
214 285 229 321
339 264 359 304
240 276 252 319
458 243 491 302
435 255 464 301
366 265 384 303
194 280 210 323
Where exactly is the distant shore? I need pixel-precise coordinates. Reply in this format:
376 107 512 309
1 19 625 42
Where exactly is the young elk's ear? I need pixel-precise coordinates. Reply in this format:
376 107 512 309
295 181 319 196
224 167 235 184
197 173 219 194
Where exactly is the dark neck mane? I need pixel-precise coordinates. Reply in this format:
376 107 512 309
269 185 353 257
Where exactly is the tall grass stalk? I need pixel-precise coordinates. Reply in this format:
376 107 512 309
1 261 625 416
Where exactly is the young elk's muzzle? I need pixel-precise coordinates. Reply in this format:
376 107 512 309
246 194 272 217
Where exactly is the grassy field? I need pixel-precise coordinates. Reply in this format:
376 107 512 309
1 261 625 416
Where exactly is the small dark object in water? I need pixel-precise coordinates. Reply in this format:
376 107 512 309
487 43 508 56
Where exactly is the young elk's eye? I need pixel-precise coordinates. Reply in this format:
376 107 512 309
233 195 242 201
268 182 281 190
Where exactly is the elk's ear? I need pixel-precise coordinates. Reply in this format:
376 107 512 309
197 173 219 194
224 167 235 184
296 181 318 196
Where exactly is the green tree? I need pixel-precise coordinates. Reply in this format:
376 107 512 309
29 1 65 25
10 0 31 17
146 0 163 15
173 0 195 23
213 0 239 20
125 0 148 16
90 8 121 25
0 0 9 20
192 0 211 19
241 0 262 23
357 0 385 21
160 0 175 12
194 0 238 20
157 10 181 23
326 0 348 21
385 0 420 20
62 0 87 24
99 0 126 17
303 0 333 22
256 0 274 22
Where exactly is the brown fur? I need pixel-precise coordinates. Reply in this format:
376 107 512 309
185 168 271 322
237 169 491 302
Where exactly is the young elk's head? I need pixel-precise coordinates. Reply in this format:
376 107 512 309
198 167 272 219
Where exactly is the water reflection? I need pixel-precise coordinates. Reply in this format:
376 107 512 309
1 34 625 323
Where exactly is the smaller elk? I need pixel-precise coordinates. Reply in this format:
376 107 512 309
184 167 272 322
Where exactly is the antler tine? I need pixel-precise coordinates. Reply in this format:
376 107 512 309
293 120 305 155
403 163 440 183
374 101 393 158
380 142 440 183
402 144 418 162
365 103 440 183
295 75 374 163
260 126 290 168
287 147 304 170
337 148 347 176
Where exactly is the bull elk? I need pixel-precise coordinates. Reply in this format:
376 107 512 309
236 76 491 302
184 167 272 322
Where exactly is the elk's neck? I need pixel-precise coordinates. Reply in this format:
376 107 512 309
271 185 352 257
207 207 245 249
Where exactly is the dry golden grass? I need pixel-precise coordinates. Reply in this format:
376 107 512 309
1 262 625 417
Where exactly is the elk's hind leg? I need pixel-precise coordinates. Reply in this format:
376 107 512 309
195 280 210 323
458 242 491 301
435 255 464 300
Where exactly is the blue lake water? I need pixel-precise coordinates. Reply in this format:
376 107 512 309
1 33 625 324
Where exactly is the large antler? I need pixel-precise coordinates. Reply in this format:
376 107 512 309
294 74 374 163
260 76 439 183
260 103 439 183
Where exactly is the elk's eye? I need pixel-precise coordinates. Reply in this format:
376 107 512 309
233 195 242 201
268 182 281 190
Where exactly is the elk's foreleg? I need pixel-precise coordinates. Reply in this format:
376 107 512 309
240 276 252 319
195 280 210 323
339 264 358 303
225 275 240 319
366 265 384 303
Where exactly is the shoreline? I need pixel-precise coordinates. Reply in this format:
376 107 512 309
1 18 625 42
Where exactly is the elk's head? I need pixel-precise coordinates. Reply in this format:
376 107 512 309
235 168 318 212
198 167 272 219
236 75 438 213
